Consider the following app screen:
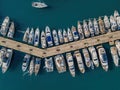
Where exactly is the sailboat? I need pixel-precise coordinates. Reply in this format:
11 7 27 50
32 0 48 8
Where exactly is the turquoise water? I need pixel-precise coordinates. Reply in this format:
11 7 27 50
0 0 120 90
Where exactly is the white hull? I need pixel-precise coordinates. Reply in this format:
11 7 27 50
7 22 15 38
34 28 40 46
41 31 47 48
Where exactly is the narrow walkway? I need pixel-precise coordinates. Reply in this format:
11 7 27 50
0 31 120 58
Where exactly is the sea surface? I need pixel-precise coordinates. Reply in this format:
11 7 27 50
0 0 120 90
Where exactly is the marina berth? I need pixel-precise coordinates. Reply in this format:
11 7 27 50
44 57 53 72
45 26 53 47
0 16 10 36
28 28 34 44
98 17 106 34
54 54 66 73
77 21 84 39
7 22 15 38
58 29 64 44
74 50 85 74
23 27 30 42
67 28 73 42
83 20 90 38
34 28 40 46
41 30 47 48
110 46 119 67
82 48 91 68
110 15 117 31
93 18 100 35
66 52 75 77
97 45 108 71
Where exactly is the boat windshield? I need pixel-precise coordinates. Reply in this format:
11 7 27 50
74 32 78 36
36 60 41 64
102 53 108 62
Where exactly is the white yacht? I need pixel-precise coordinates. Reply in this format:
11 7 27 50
45 26 53 47
82 48 91 68
98 17 106 34
0 16 10 36
93 18 100 35
58 29 64 44
52 30 59 46
110 15 117 31
32 1 48 9
63 29 69 43
71 26 79 40
28 28 34 44
97 45 108 71
110 46 119 67
88 19 94 37
88 46 99 67
44 57 53 72
77 21 84 39
23 27 30 42
114 10 119 20
34 28 40 46
54 54 66 73
22 54 31 72
2 49 13 73
74 50 85 74
116 16 120 30
83 20 90 38
115 40 120 56
0 47 7 67
29 57 35 75
104 15 111 30
7 22 15 38
41 30 46 48
66 53 75 77
35 57 41 76
67 28 73 42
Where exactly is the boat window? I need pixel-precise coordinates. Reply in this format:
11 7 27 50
47 36 52 41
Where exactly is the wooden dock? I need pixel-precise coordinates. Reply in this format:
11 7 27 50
0 31 120 58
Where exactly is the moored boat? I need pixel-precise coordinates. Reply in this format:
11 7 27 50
7 22 15 38
82 48 91 68
83 20 90 38
88 46 99 67
77 21 84 39
54 54 66 73
58 29 64 44
116 16 120 30
63 29 69 43
110 15 117 31
98 17 106 34
45 26 53 47
66 52 75 77
29 57 35 75
2 49 13 73
104 15 111 30
44 57 53 72
114 10 119 20
71 26 79 40
35 57 41 76
52 30 59 45
67 28 73 42
28 28 34 44
74 50 85 74
0 16 10 36
93 18 100 35
88 19 94 37
34 28 40 46
22 54 31 72
23 27 30 42
110 46 119 67
115 40 120 56
97 45 108 71
41 30 47 48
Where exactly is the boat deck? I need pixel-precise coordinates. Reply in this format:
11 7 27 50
0 30 120 58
